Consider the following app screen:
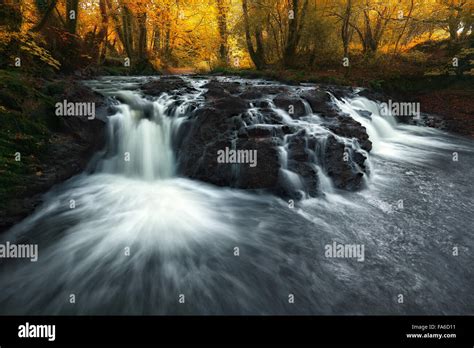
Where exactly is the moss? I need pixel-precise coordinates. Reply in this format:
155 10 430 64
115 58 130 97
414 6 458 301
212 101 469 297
0 68 53 209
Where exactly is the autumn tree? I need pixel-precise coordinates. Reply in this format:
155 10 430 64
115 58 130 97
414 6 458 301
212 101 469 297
216 0 229 66
242 0 266 69
283 0 309 67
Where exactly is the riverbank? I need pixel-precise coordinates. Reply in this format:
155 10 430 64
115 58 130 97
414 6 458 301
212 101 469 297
0 70 106 232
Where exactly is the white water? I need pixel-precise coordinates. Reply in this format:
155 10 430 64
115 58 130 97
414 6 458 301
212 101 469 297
0 76 472 315
334 97 463 165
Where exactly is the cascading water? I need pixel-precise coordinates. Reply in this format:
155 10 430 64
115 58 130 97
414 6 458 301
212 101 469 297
98 92 176 180
0 76 472 315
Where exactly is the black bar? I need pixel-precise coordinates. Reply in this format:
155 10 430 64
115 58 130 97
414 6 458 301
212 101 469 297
0 316 472 345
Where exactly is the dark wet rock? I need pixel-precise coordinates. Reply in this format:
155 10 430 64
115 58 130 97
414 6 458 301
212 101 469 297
287 161 319 197
300 89 338 117
176 102 242 184
225 82 242 95
238 125 274 138
212 96 249 116
205 86 229 99
141 76 188 96
235 137 281 190
419 113 445 129
357 88 389 102
252 100 271 108
273 94 306 117
203 79 241 98
178 119 282 192
322 135 366 190
356 109 372 119
258 85 288 95
240 89 264 100
287 130 310 162
323 115 372 152
259 108 285 124
172 78 371 199
326 85 355 100
177 82 284 191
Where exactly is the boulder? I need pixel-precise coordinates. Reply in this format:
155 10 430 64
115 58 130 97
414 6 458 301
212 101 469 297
300 89 338 117
323 115 372 152
322 135 366 190
273 94 306 117
172 78 372 198
141 76 188 96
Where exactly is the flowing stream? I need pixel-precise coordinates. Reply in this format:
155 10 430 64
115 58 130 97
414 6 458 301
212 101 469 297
0 76 472 315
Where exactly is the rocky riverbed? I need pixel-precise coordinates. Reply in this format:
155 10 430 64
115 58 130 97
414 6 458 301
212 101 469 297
142 76 373 199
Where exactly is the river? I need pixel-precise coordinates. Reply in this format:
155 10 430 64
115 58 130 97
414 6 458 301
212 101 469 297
0 76 472 315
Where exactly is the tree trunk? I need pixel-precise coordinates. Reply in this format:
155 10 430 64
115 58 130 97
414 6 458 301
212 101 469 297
66 0 79 34
283 0 308 67
216 0 229 66
393 0 414 54
242 0 266 69
137 11 148 62
31 0 59 32
341 0 352 57
98 0 109 63
121 5 134 59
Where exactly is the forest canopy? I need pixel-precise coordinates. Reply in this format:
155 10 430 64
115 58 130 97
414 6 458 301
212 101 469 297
0 0 473 75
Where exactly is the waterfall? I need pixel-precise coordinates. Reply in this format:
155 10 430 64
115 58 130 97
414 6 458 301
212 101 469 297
334 96 459 165
97 93 177 180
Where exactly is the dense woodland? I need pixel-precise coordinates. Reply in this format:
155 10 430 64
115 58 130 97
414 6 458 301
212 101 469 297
0 0 473 76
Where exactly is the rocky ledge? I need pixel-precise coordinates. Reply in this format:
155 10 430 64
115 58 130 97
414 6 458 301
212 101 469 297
146 76 373 199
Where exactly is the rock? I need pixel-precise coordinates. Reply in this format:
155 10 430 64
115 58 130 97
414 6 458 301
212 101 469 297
212 96 249 116
235 137 281 190
300 89 338 117
287 161 319 197
141 76 188 96
238 125 275 138
252 100 271 108
173 79 372 199
323 115 372 152
273 94 306 117
322 135 366 190
258 85 288 95
357 88 388 102
203 79 241 98
239 89 264 100
356 109 372 119
287 130 310 162
326 85 355 100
